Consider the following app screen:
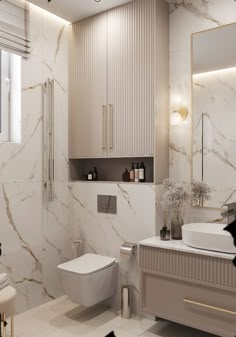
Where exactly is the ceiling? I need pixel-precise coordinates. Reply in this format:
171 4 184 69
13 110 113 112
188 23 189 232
27 0 134 23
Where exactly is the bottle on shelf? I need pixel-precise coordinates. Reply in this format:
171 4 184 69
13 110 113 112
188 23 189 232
88 171 93 181
139 162 146 182
122 168 130 182
135 163 139 183
92 167 98 181
129 163 135 182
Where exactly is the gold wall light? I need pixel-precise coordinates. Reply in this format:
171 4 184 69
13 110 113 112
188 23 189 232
171 107 188 125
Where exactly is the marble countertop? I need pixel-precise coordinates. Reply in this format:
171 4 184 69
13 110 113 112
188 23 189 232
139 236 235 260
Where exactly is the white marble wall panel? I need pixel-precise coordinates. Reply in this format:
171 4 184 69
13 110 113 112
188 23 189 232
0 182 44 313
69 182 156 314
0 4 71 313
169 0 236 179
168 0 236 218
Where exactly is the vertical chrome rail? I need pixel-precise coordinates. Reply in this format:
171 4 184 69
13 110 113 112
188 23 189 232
201 112 204 182
201 113 204 207
44 78 55 204
49 79 54 202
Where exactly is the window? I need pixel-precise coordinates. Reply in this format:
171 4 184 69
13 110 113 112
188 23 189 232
0 50 21 143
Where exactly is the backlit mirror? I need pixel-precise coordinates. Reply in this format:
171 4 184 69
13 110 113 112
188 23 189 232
192 23 236 208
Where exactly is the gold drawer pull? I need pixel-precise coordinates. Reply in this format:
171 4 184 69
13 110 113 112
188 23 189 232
184 299 236 316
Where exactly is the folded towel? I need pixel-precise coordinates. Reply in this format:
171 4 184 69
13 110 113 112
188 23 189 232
0 273 9 291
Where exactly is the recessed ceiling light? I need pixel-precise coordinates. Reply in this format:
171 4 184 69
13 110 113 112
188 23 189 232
94 0 102 2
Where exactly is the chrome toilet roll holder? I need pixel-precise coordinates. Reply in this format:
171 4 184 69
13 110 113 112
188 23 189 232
120 242 137 260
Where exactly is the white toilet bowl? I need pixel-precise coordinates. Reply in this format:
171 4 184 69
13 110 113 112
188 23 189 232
58 254 117 307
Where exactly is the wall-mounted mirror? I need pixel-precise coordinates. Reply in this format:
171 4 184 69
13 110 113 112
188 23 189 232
192 23 236 208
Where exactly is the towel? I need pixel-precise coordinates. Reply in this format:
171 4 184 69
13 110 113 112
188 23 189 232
0 273 9 291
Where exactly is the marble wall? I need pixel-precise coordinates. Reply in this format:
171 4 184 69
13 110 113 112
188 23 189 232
0 4 72 313
69 182 156 313
168 0 236 220
193 68 236 208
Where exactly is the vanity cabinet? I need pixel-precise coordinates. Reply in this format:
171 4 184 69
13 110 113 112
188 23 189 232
69 0 169 165
139 244 236 337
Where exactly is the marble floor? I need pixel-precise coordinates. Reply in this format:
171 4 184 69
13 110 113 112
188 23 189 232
11 296 217 337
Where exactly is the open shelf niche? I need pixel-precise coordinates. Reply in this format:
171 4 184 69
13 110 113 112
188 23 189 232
69 157 154 183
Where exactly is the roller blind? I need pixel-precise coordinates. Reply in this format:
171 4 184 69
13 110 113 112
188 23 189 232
0 0 30 57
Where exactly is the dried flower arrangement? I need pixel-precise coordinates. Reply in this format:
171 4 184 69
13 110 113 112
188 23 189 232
191 180 212 207
161 178 191 212
160 178 191 240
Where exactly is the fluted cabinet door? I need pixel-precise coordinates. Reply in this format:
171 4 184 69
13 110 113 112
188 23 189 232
69 14 108 158
107 0 155 157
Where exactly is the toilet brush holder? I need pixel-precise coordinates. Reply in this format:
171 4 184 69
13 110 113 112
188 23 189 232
121 285 131 319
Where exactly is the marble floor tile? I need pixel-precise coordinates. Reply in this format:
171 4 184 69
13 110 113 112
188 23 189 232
141 321 217 337
10 296 218 337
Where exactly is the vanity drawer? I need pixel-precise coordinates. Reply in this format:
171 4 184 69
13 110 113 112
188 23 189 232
140 246 236 292
141 273 236 337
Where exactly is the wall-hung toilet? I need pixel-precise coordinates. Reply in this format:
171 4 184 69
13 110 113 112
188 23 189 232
58 254 117 307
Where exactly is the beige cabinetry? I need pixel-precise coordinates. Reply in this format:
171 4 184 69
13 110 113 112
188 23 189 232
69 0 169 171
69 13 108 158
139 245 236 337
106 1 155 157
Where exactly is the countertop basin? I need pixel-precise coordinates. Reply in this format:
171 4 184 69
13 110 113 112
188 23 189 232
182 223 236 254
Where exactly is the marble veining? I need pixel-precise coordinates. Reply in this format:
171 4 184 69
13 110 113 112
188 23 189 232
169 0 236 216
69 182 156 314
168 0 222 26
0 3 71 313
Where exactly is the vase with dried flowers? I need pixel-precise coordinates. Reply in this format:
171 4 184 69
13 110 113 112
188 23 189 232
161 178 191 240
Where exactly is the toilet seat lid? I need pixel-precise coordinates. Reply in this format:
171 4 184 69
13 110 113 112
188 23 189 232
58 254 116 276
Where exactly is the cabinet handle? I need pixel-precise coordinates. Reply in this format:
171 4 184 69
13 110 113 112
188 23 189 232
184 299 236 316
102 105 106 150
108 104 113 149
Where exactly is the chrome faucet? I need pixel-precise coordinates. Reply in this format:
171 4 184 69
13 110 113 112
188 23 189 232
221 202 236 224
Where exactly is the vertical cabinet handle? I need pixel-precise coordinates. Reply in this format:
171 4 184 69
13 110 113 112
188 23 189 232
108 104 113 150
44 78 54 204
102 105 106 150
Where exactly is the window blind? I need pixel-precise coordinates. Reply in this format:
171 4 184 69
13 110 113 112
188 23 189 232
0 0 30 57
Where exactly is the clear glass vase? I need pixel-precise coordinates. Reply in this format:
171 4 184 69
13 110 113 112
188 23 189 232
171 209 184 240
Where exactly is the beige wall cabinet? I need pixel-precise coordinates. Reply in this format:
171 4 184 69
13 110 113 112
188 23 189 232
69 0 169 170
69 13 108 158
106 2 155 157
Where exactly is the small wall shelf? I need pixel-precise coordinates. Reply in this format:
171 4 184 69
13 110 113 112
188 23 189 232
69 157 154 183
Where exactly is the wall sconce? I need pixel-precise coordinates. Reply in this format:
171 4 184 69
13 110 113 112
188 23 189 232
171 107 188 125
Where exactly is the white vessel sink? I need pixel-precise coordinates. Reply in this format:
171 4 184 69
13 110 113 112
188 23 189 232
182 223 236 254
